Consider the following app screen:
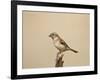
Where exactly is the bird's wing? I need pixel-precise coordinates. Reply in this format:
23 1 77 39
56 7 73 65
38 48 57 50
60 39 70 48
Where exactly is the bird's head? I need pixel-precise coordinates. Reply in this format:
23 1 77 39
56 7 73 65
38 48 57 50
49 32 59 39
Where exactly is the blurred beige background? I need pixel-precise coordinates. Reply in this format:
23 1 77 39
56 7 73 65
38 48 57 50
22 11 90 68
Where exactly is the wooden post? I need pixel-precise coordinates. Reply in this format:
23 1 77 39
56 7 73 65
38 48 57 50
55 52 64 67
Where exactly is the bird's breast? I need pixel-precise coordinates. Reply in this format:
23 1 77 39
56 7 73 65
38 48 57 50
53 39 66 50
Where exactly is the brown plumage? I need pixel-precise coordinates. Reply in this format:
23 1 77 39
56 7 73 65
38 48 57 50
49 32 78 53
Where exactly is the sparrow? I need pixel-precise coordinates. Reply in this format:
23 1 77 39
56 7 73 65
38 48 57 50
49 32 78 54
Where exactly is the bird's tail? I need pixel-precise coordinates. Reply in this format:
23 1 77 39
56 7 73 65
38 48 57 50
70 48 78 53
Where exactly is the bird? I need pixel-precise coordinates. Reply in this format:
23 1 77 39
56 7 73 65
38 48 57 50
49 32 78 54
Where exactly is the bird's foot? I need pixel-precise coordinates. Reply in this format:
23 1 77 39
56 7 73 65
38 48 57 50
57 53 64 60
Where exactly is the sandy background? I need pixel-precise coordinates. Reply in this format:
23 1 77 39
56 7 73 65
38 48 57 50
22 11 90 68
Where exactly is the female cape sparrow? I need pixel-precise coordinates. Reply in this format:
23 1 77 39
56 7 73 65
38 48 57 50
49 32 78 54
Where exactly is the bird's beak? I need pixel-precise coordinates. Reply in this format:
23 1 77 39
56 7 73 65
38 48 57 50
49 34 51 37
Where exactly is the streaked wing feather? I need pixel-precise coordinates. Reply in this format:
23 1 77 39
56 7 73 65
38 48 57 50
60 39 70 48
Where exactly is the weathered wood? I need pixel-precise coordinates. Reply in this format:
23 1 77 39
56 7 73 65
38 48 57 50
55 52 64 67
